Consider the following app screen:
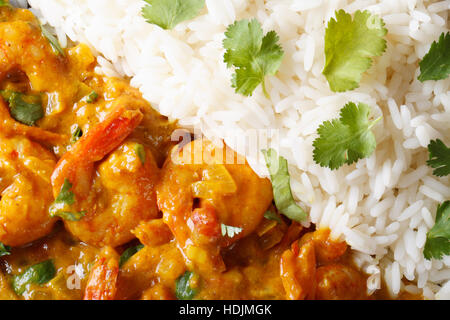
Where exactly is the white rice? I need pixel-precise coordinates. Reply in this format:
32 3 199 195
27 0 450 299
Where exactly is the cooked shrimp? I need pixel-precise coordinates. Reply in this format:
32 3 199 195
157 139 273 272
280 239 316 300
315 264 368 300
0 133 57 246
116 242 185 300
84 247 119 300
298 228 347 264
51 97 160 247
279 228 366 300
0 18 76 110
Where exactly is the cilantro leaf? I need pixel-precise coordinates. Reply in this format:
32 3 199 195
322 10 387 92
51 211 86 222
141 0 205 30
85 91 98 103
119 244 144 268
264 210 282 224
12 260 56 295
0 0 11 7
0 242 11 257
262 149 307 223
313 102 381 170
134 143 146 164
424 201 450 260
223 19 284 97
427 139 450 177
175 271 198 300
40 24 65 56
54 178 75 205
0 90 44 126
70 126 83 144
220 224 243 238
418 32 450 82
49 179 85 221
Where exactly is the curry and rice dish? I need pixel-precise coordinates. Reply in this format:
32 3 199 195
0 5 375 300
0 0 448 300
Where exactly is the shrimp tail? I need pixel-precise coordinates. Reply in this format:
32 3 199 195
84 255 119 300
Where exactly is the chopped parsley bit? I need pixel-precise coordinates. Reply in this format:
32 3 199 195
0 0 11 7
12 260 56 295
262 149 307 223
0 90 44 126
119 244 144 268
221 224 243 238
423 201 450 260
49 178 85 221
51 211 86 222
175 271 198 300
322 10 387 92
134 143 146 164
86 91 99 103
223 19 284 98
264 210 282 224
40 24 65 56
313 102 381 170
0 242 11 257
53 179 75 205
418 32 450 82
70 126 83 144
142 0 205 30
427 139 450 177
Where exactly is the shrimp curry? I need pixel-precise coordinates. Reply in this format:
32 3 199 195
0 5 374 300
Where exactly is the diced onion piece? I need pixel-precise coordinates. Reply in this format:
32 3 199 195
191 165 237 198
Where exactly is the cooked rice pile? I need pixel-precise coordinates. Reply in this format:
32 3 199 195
26 0 450 299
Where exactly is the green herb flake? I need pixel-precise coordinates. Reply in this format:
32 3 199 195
134 143 146 164
54 178 75 205
322 10 387 92
0 90 44 126
262 149 307 223
70 126 83 144
175 271 197 300
119 244 144 268
0 242 11 257
220 224 243 238
86 91 98 104
427 139 450 177
0 0 11 7
313 102 381 170
49 179 85 221
142 0 205 30
423 201 450 260
51 211 86 222
264 211 282 224
40 24 65 56
12 260 56 295
223 19 284 98
418 32 450 82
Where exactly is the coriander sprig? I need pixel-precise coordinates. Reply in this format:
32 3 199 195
142 0 205 30
418 32 450 82
313 102 381 170
223 19 284 98
322 10 387 92
424 201 450 260
427 139 450 177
